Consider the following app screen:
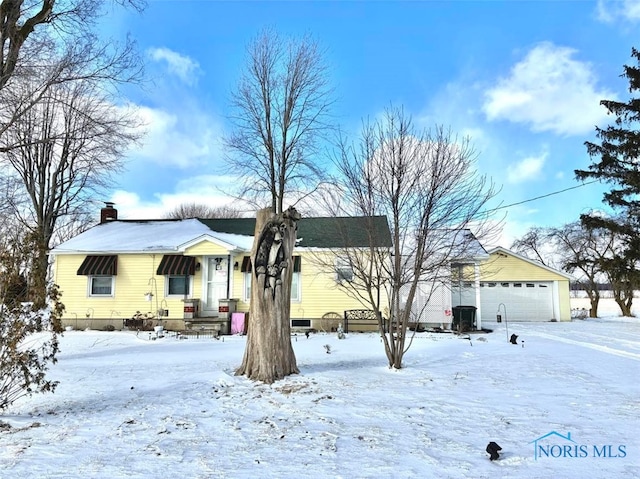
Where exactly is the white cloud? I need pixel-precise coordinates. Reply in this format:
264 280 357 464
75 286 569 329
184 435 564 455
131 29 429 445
129 105 222 169
147 47 201 85
483 42 615 135
507 152 547 184
110 175 255 220
596 0 640 23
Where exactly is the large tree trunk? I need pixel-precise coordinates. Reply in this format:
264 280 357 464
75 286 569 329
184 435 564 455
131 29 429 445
235 207 300 383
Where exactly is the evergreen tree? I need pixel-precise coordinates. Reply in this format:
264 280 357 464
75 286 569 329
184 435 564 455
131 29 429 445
576 47 640 315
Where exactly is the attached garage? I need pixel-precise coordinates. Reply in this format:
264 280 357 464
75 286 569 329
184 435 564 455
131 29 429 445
452 247 573 323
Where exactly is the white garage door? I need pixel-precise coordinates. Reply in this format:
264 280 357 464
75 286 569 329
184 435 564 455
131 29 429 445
481 282 554 322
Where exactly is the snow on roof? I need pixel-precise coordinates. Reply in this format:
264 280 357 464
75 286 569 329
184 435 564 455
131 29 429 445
50 219 254 254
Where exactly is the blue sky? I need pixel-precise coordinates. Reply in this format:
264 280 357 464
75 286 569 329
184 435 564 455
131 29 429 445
101 0 640 247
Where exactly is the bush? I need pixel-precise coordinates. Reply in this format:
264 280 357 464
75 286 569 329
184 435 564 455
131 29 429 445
102 324 115 331
0 285 64 411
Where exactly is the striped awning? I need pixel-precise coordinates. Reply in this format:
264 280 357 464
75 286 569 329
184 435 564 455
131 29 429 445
241 256 252 272
156 255 195 276
241 255 300 272
77 255 117 276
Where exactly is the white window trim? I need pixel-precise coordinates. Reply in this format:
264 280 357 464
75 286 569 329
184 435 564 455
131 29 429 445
88 276 115 297
335 258 354 284
291 271 301 303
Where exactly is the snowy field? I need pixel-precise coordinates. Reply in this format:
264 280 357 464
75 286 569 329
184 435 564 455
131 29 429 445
1 308 639 478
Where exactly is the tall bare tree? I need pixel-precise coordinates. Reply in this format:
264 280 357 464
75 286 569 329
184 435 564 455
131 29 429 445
163 202 244 219
324 106 497 369
0 77 139 306
225 28 333 214
229 29 333 383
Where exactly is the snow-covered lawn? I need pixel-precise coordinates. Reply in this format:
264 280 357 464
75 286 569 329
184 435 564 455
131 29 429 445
1 318 639 478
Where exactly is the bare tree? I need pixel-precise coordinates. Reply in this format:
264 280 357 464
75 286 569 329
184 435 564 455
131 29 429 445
229 29 333 383
0 1 143 136
323 106 498 369
0 77 139 307
163 202 245 219
225 28 333 214
511 227 553 267
543 222 607 318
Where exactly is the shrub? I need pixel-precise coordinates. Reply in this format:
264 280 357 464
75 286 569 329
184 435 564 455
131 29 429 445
0 285 64 411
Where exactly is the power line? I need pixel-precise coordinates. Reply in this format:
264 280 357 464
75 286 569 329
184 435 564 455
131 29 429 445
486 180 600 213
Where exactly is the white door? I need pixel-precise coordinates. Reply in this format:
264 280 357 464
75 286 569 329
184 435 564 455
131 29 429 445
202 256 229 316
480 282 554 322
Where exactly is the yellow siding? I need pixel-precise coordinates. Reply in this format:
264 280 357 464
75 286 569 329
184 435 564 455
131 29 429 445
54 253 205 325
54 249 386 329
184 241 232 256
224 252 375 319
480 251 572 321
294 253 373 319
480 253 568 281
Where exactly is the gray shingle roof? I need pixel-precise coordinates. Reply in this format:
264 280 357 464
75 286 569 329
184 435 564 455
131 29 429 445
198 216 392 248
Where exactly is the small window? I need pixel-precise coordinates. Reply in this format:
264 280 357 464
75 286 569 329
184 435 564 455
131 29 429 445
526 283 535 288
167 275 191 296
90 276 113 296
539 284 548 288
501 283 510 287
488 282 497 288
463 282 473 288
336 259 353 283
244 272 251 301
514 283 522 288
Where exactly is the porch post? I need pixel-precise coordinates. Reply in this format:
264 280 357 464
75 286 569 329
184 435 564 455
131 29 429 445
474 263 482 330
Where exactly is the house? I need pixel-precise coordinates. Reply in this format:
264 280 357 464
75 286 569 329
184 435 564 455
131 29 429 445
49 204 392 333
452 246 573 323
406 229 490 330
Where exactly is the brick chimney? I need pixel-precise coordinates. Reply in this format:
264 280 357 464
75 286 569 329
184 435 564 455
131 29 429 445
100 202 118 223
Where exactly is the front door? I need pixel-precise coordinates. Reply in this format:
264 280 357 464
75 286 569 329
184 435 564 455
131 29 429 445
202 256 229 316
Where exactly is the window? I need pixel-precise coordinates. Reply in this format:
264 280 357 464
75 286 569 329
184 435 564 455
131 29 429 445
242 255 301 302
291 319 310 327
90 276 113 296
526 283 535 288
167 275 191 296
514 283 522 288
291 270 301 302
336 259 353 283
501 283 510 287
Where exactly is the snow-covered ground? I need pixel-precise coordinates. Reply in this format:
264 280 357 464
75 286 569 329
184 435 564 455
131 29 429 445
1 309 639 478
